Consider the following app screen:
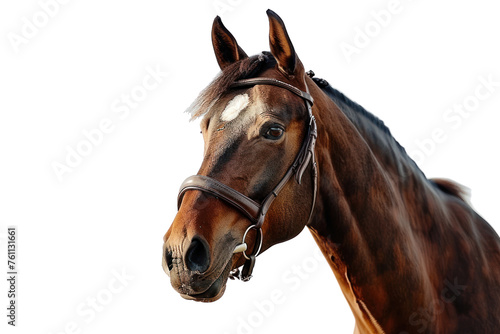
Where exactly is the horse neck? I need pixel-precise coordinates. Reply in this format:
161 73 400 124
308 81 435 235
307 81 440 332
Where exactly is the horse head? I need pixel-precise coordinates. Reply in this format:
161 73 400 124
162 10 317 302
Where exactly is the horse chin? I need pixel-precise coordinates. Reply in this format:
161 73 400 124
180 279 227 303
180 260 232 303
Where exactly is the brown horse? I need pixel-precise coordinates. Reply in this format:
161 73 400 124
162 10 500 333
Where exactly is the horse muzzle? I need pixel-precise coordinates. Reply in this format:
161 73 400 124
162 230 238 302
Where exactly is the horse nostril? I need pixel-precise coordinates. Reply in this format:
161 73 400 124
165 249 174 271
185 237 210 273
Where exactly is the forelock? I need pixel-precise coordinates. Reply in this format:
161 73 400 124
186 52 275 120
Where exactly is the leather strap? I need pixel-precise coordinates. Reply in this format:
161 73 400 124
231 78 314 106
178 175 261 224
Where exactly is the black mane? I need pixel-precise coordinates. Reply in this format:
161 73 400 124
312 77 394 138
312 76 411 158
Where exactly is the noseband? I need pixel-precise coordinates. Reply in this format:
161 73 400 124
177 75 318 281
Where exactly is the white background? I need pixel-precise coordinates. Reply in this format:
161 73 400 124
1 0 499 333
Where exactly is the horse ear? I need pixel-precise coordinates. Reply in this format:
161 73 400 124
267 9 297 76
212 16 248 70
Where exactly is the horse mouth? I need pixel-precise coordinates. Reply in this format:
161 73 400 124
180 259 232 303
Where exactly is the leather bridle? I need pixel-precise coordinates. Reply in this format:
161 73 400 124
177 75 318 281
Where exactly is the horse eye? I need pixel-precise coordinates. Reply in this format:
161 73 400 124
264 127 284 140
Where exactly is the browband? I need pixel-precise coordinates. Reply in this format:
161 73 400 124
231 78 314 106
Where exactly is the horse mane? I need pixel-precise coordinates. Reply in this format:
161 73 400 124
311 77 473 204
431 178 472 204
188 52 276 120
312 77 394 137
311 77 410 159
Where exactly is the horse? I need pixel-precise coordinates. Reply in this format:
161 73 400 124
162 10 500 333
